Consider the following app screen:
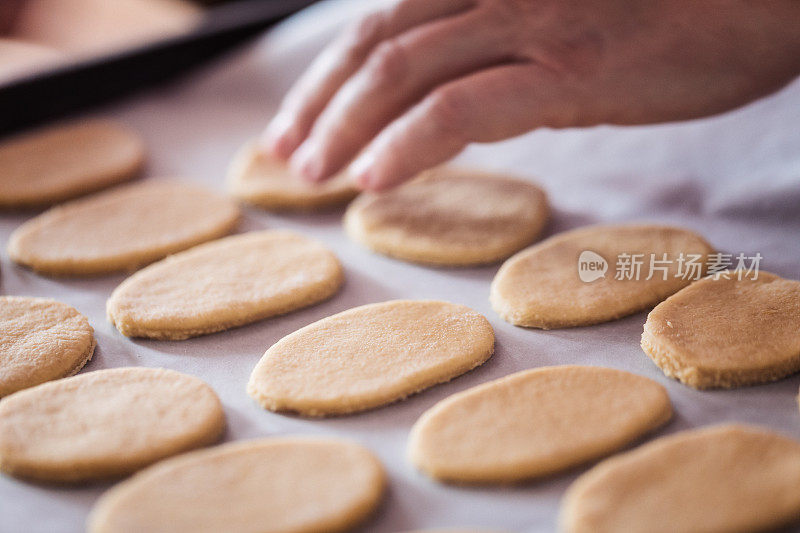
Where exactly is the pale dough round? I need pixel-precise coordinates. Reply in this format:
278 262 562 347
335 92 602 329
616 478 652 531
642 270 800 389
0 38 63 84
0 119 144 208
490 224 714 328
12 0 201 57
343 166 549 266
0 296 95 397
408 365 671 484
8 181 240 276
560 424 800 533
0 367 224 482
88 437 385 533
248 300 495 416
107 230 344 340
226 142 358 210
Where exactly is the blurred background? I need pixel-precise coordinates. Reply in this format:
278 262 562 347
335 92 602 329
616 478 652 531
0 0 211 84
0 0 317 134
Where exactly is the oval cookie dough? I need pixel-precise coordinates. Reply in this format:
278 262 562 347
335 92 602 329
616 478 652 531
88 437 385 533
642 270 800 389
8 181 240 276
227 142 358 210
107 230 343 340
0 296 94 397
248 300 494 416
0 38 63 84
408 365 671 483
0 119 144 208
0 367 224 482
490 224 714 328
344 166 549 266
560 424 800 533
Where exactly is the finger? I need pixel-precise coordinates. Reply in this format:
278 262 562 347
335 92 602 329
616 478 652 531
262 0 475 159
348 63 583 191
289 9 516 182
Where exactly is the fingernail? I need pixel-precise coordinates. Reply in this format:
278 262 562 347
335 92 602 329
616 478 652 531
261 113 295 159
290 143 324 182
349 151 376 188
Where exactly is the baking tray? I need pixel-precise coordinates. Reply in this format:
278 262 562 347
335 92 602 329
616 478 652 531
0 0 316 137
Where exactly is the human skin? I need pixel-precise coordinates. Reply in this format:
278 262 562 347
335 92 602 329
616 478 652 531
262 0 800 191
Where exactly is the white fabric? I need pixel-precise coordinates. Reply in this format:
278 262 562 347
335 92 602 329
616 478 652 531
2 1 799 531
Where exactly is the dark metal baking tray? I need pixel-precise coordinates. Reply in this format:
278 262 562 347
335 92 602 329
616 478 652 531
0 0 316 136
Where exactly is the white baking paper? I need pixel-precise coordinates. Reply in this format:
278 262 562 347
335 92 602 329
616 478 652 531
2 1 800 531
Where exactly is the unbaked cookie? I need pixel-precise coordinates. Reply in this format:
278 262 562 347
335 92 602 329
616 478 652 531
642 270 800 389
0 119 144 208
227 142 358 210
248 300 494 416
107 230 343 339
560 424 800 533
0 38 63 84
343 166 549 266
8 181 240 276
408 366 671 483
0 367 224 482
0 296 95 397
490 224 714 328
88 437 385 533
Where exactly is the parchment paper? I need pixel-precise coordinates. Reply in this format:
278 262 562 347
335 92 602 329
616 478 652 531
2 1 800 531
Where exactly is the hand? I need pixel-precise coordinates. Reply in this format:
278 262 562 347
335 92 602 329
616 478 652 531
262 0 800 191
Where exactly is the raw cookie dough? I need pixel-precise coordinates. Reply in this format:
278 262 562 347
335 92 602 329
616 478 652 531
560 424 800 533
0 38 63 84
408 365 671 484
88 437 385 533
0 119 144 208
0 296 95 397
490 224 714 328
0 367 224 482
107 230 343 340
226 142 358 210
248 300 495 416
8 181 240 276
344 166 549 266
642 270 800 389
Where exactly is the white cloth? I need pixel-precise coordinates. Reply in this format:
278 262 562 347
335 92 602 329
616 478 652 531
2 1 799 531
